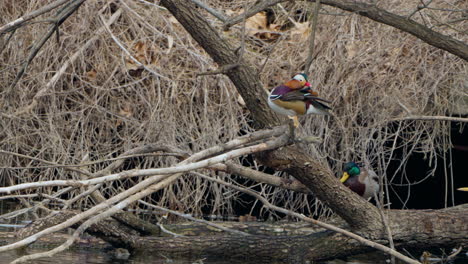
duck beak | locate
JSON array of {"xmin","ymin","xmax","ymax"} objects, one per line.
[
  {"xmin": 458, "ymin": 187, "xmax": 468, "ymax": 192},
  {"xmin": 340, "ymin": 172, "xmax": 350, "ymax": 183},
  {"xmin": 305, "ymin": 82, "xmax": 311, "ymax": 87}
]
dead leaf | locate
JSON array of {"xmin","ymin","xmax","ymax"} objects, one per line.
[
  {"xmin": 85, "ymin": 69, "xmax": 97, "ymax": 82},
  {"xmin": 246, "ymin": 12, "xmax": 268, "ymax": 35},
  {"xmin": 125, "ymin": 41, "xmax": 158, "ymax": 72},
  {"xmin": 245, "ymin": 12, "xmax": 281, "ymax": 41}
]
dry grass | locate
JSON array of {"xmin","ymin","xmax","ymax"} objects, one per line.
[{"xmin": 0, "ymin": 0, "xmax": 466, "ymax": 220}]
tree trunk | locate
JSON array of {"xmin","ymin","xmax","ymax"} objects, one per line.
[{"xmin": 90, "ymin": 204, "xmax": 468, "ymax": 261}]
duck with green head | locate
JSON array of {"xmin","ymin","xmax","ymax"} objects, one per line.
[
  {"xmin": 268, "ymin": 73, "xmax": 331, "ymax": 127},
  {"xmin": 340, "ymin": 162, "xmax": 379, "ymax": 199}
]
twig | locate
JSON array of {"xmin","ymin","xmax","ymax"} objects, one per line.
[
  {"xmin": 0, "ymin": 152, "xmax": 184, "ymax": 170},
  {"xmin": 195, "ymin": 173, "xmax": 421, "ymax": 264},
  {"xmin": 0, "ymin": 0, "xmax": 71, "ymax": 34},
  {"xmin": 1, "ymin": 130, "xmax": 289, "ymax": 253},
  {"xmin": 304, "ymin": 0, "xmax": 321, "ymax": 75},
  {"xmin": 407, "ymin": 0, "xmax": 434, "ymax": 20},
  {"xmin": 0, "ymin": 130, "xmax": 288, "ymax": 194},
  {"xmin": 135, "ymin": 0, "xmax": 167, "ymax": 10},
  {"xmin": 219, "ymin": 162, "xmax": 311, "ymax": 194},
  {"xmin": 388, "ymin": 115, "xmax": 468, "ymax": 123},
  {"xmin": 99, "ymin": 14, "xmax": 169, "ymax": 80},
  {"xmin": 0, "ymin": 187, "xmax": 74, "ymax": 220},
  {"xmin": 62, "ymin": 184, "xmax": 102, "ymax": 210},
  {"xmin": 191, "ymin": 0, "xmax": 227, "ymax": 22},
  {"xmin": 310, "ymin": 0, "xmax": 468, "ymax": 61},
  {"xmin": 15, "ymin": 7, "xmax": 122, "ymax": 116},
  {"xmin": 9, "ymin": 0, "xmax": 86, "ymax": 90},
  {"xmin": 0, "ymin": 194, "xmax": 38, "ymax": 200},
  {"xmin": 0, "ymin": 150, "xmax": 92, "ymax": 177},
  {"xmin": 0, "ymin": 30, "xmax": 15, "ymax": 54},
  {"xmin": 139, "ymin": 200, "xmax": 251, "ymax": 236},
  {"xmin": 156, "ymin": 223, "xmax": 185, "ymax": 237},
  {"xmin": 446, "ymin": 247, "xmax": 463, "ymax": 261},
  {"xmin": 258, "ymin": 34, "xmax": 287, "ymax": 74}
]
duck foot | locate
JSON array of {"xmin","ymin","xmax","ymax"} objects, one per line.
[{"xmin": 288, "ymin": 115, "xmax": 300, "ymax": 128}]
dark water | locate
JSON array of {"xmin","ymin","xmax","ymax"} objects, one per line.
[{"xmin": 1, "ymin": 248, "xmax": 467, "ymax": 264}]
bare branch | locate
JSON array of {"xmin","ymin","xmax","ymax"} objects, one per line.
[
  {"xmin": 214, "ymin": 0, "xmax": 468, "ymax": 60},
  {"xmin": 0, "ymin": 131, "xmax": 288, "ymax": 194},
  {"xmin": 9, "ymin": 0, "xmax": 86, "ymax": 89},
  {"xmin": 304, "ymin": 0, "xmax": 321, "ymax": 75},
  {"xmin": 191, "ymin": 0, "xmax": 227, "ymax": 22},
  {"xmin": 139, "ymin": 200, "xmax": 251, "ymax": 236},
  {"xmin": 388, "ymin": 115, "xmax": 468, "ymax": 123},
  {"xmin": 313, "ymin": 0, "xmax": 468, "ymax": 61},
  {"xmin": 99, "ymin": 13, "xmax": 169, "ymax": 80},
  {"xmin": 15, "ymin": 7, "xmax": 122, "ymax": 116},
  {"xmin": 219, "ymin": 162, "xmax": 311, "ymax": 194},
  {"xmin": 0, "ymin": 0, "xmax": 72, "ymax": 34},
  {"xmin": 407, "ymin": 0, "xmax": 434, "ymax": 20}
]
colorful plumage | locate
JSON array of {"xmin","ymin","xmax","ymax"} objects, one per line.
[
  {"xmin": 340, "ymin": 162, "xmax": 379, "ymax": 199},
  {"xmin": 268, "ymin": 73, "xmax": 331, "ymax": 127}
]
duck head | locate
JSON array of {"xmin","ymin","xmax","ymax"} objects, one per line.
[
  {"xmin": 284, "ymin": 73, "xmax": 311, "ymax": 89},
  {"xmin": 340, "ymin": 162, "xmax": 379, "ymax": 199},
  {"xmin": 340, "ymin": 162, "xmax": 361, "ymax": 183}
]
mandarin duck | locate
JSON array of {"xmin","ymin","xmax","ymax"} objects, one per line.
[
  {"xmin": 268, "ymin": 73, "xmax": 331, "ymax": 127},
  {"xmin": 340, "ymin": 162, "xmax": 379, "ymax": 199}
]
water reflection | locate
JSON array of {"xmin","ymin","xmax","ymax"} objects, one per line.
[{"xmin": 1, "ymin": 248, "xmax": 467, "ymax": 264}]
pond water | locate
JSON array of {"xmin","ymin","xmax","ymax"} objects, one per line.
[{"xmin": 1, "ymin": 248, "xmax": 467, "ymax": 264}]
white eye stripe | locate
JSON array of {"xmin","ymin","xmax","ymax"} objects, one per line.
[{"xmin": 293, "ymin": 74, "xmax": 305, "ymax": 82}]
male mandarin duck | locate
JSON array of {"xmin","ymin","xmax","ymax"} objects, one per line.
[
  {"xmin": 340, "ymin": 162, "xmax": 379, "ymax": 199},
  {"xmin": 268, "ymin": 73, "xmax": 331, "ymax": 127}
]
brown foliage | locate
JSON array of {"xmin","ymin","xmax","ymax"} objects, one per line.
[{"xmin": 0, "ymin": 0, "xmax": 466, "ymax": 219}]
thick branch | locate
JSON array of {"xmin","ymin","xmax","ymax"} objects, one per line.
[
  {"xmin": 219, "ymin": 0, "xmax": 468, "ymax": 60},
  {"xmin": 314, "ymin": 0, "xmax": 468, "ymax": 61},
  {"xmin": 0, "ymin": 0, "xmax": 72, "ymax": 34}
]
